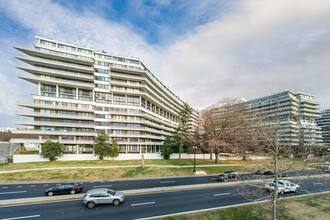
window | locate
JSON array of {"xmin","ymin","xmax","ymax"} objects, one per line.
[
  {"xmin": 78, "ymin": 48, "xmax": 92, "ymax": 55},
  {"xmin": 95, "ymin": 76, "xmax": 110, "ymax": 82},
  {"xmin": 113, "ymin": 94, "xmax": 126, "ymax": 104},
  {"xmin": 95, "ymin": 84, "xmax": 110, "ymax": 90},
  {"xmin": 127, "ymin": 96, "xmax": 140, "ymax": 106},
  {"xmin": 59, "ymin": 87, "xmax": 76, "ymax": 95},
  {"xmin": 58, "ymin": 44, "xmax": 76, "ymax": 51},
  {"xmin": 40, "ymin": 126, "xmax": 56, "ymax": 131},
  {"xmin": 95, "ymin": 92, "xmax": 111, "ymax": 101},
  {"xmin": 78, "ymin": 89, "xmax": 91, "ymax": 96},
  {"xmin": 127, "ymin": 59, "xmax": 139, "ymax": 65},
  {"xmin": 40, "ymin": 100, "xmax": 54, "ymax": 105},
  {"xmin": 113, "ymin": 57, "xmax": 125, "ymax": 62},
  {"xmin": 40, "ymin": 40, "xmax": 56, "ymax": 47},
  {"xmin": 41, "ymin": 84, "xmax": 56, "ymax": 93}
]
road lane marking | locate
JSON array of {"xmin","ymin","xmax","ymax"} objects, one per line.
[
  {"xmin": 1, "ymin": 214, "xmax": 40, "ymax": 220},
  {"xmin": 93, "ymin": 185, "xmax": 113, "ymax": 188},
  {"xmin": 131, "ymin": 202, "xmax": 155, "ymax": 206},
  {"xmin": 214, "ymin": 193, "xmax": 231, "ymax": 197},
  {"xmin": 43, "ymin": 184, "xmax": 48, "ymax": 186},
  {"xmin": 211, "ymin": 178, "xmax": 217, "ymax": 180},
  {"xmin": 135, "ymin": 191, "xmax": 330, "ymax": 220},
  {"xmin": 30, "ymin": 185, "xmax": 36, "ymax": 187},
  {"xmin": 0, "ymin": 191, "xmax": 27, "ymax": 195},
  {"xmin": 160, "ymin": 181, "xmax": 175, "ymax": 184},
  {"xmin": 16, "ymin": 186, "xmax": 22, "ymax": 188},
  {"xmin": 2, "ymin": 187, "xmax": 8, "ymax": 189}
]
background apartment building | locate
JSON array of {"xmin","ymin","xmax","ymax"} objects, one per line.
[
  {"xmin": 210, "ymin": 91, "xmax": 323, "ymax": 147},
  {"xmin": 13, "ymin": 37, "xmax": 198, "ymax": 155},
  {"xmin": 316, "ymin": 109, "xmax": 330, "ymax": 147}
]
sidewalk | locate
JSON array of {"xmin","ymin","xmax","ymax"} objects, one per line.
[{"xmin": 0, "ymin": 164, "xmax": 255, "ymax": 174}]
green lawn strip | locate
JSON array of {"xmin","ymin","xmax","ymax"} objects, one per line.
[
  {"xmin": 157, "ymin": 193, "xmax": 330, "ymax": 220},
  {"xmin": 0, "ymin": 159, "xmax": 256, "ymax": 171},
  {"xmin": 0, "ymin": 165, "xmax": 257, "ymax": 183}
]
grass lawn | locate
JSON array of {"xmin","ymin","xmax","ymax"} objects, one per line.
[
  {"xmin": 0, "ymin": 159, "xmax": 255, "ymax": 171},
  {"xmin": 0, "ymin": 165, "xmax": 258, "ymax": 183},
  {"xmin": 157, "ymin": 193, "xmax": 330, "ymax": 220}
]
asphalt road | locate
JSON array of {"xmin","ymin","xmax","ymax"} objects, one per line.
[
  {"xmin": 0, "ymin": 178, "xmax": 329, "ymax": 220},
  {"xmin": 0, "ymin": 169, "xmax": 326, "ymax": 200}
]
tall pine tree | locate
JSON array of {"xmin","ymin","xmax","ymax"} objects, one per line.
[{"xmin": 173, "ymin": 102, "xmax": 192, "ymax": 159}]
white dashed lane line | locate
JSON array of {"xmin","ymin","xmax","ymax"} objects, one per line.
[
  {"xmin": 214, "ymin": 193, "xmax": 231, "ymax": 197},
  {"xmin": 2, "ymin": 187, "xmax": 8, "ymax": 189},
  {"xmin": 160, "ymin": 181, "xmax": 175, "ymax": 184},
  {"xmin": 0, "ymin": 191, "xmax": 27, "ymax": 195},
  {"xmin": 43, "ymin": 184, "xmax": 48, "ymax": 186},
  {"xmin": 1, "ymin": 214, "xmax": 40, "ymax": 220},
  {"xmin": 131, "ymin": 202, "xmax": 156, "ymax": 207},
  {"xmin": 30, "ymin": 185, "xmax": 36, "ymax": 187},
  {"xmin": 93, "ymin": 185, "xmax": 113, "ymax": 188},
  {"xmin": 16, "ymin": 186, "xmax": 22, "ymax": 188}
]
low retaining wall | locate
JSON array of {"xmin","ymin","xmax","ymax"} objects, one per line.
[{"xmin": 13, "ymin": 153, "xmax": 270, "ymax": 163}]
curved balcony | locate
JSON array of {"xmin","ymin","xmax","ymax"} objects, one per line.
[
  {"xmin": 16, "ymin": 111, "xmax": 94, "ymax": 120},
  {"xmin": 18, "ymin": 74, "xmax": 94, "ymax": 89},
  {"xmin": 14, "ymin": 45, "xmax": 94, "ymax": 65},
  {"xmin": 17, "ymin": 102, "xmax": 94, "ymax": 112},
  {"xmin": 15, "ymin": 120, "xmax": 95, "ymax": 128},
  {"xmin": 16, "ymin": 55, "xmax": 94, "ymax": 74},
  {"xmin": 17, "ymin": 65, "xmax": 94, "ymax": 81},
  {"xmin": 11, "ymin": 129, "xmax": 95, "ymax": 136}
]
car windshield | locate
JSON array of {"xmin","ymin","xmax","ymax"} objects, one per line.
[{"xmin": 107, "ymin": 189, "xmax": 115, "ymax": 195}]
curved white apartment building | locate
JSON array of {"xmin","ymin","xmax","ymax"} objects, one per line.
[{"xmin": 13, "ymin": 37, "xmax": 198, "ymax": 155}]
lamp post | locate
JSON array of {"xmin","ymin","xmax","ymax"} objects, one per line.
[{"xmin": 193, "ymin": 146, "xmax": 197, "ymax": 172}]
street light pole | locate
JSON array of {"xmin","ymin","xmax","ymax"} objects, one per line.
[{"xmin": 193, "ymin": 146, "xmax": 197, "ymax": 172}]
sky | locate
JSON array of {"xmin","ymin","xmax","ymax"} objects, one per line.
[{"xmin": 0, "ymin": 0, "xmax": 330, "ymax": 128}]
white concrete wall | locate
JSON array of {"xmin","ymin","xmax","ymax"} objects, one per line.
[
  {"xmin": 13, "ymin": 153, "xmax": 270, "ymax": 163},
  {"xmin": 13, "ymin": 153, "xmax": 163, "ymax": 163}
]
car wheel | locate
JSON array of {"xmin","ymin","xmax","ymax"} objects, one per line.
[
  {"xmin": 87, "ymin": 202, "xmax": 95, "ymax": 209},
  {"xmin": 295, "ymin": 188, "xmax": 300, "ymax": 193},
  {"xmin": 70, "ymin": 190, "xmax": 76, "ymax": 194},
  {"xmin": 47, "ymin": 192, "xmax": 54, "ymax": 196},
  {"xmin": 113, "ymin": 199, "xmax": 120, "ymax": 206}
]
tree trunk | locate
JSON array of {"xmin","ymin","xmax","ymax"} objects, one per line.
[
  {"xmin": 209, "ymin": 147, "xmax": 213, "ymax": 160},
  {"xmin": 215, "ymin": 153, "xmax": 219, "ymax": 164},
  {"xmin": 141, "ymin": 155, "xmax": 144, "ymax": 168},
  {"xmin": 179, "ymin": 138, "xmax": 183, "ymax": 159},
  {"xmin": 272, "ymin": 135, "xmax": 279, "ymax": 220}
]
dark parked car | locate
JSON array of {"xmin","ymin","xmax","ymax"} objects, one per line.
[
  {"xmin": 256, "ymin": 169, "xmax": 288, "ymax": 177},
  {"xmin": 255, "ymin": 169, "xmax": 270, "ymax": 175},
  {"xmin": 45, "ymin": 183, "xmax": 84, "ymax": 196},
  {"xmin": 217, "ymin": 171, "xmax": 239, "ymax": 182}
]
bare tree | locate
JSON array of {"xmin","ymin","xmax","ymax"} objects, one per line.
[{"xmin": 199, "ymin": 106, "xmax": 254, "ymax": 163}]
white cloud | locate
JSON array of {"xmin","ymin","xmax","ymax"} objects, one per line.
[
  {"xmin": 156, "ymin": 0, "xmax": 330, "ymax": 109},
  {"xmin": 0, "ymin": 0, "xmax": 329, "ymax": 128}
]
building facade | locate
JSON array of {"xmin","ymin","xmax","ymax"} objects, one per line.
[
  {"xmin": 13, "ymin": 37, "xmax": 197, "ymax": 155},
  {"xmin": 210, "ymin": 91, "xmax": 323, "ymax": 146},
  {"xmin": 316, "ymin": 109, "xmax": 330, "ymax": 146},
  {"xmin": 242, "ymin": 91, "xmax": 323, "ymax": 146}
]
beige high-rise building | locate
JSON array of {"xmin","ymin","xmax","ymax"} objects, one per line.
[{"xmin": 12, "ymin": 37, "xmax": 198, "ymax": 156}]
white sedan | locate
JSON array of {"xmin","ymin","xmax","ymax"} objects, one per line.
[{"xmin": 265, "ymin": 180, "xmax": 300, "ymax": 194}]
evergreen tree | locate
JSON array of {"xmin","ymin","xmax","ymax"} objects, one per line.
[
  {"xmin": 160, "ymin": 136, "xmax": 173, "ymax": 159},
  {"xmin": 94, "ymin": 131, "xmax": 110, "ymax": 160},
  {"xmin": 173, "ymin": 102, "xmax": 192, "ymax": 159},
  {"xmin": 109, "ymin": 139, "xmax": 120, "ymax": 159},
  {"xmin": 40, "ymin": 140, "xmax": 64, "ymax": 161}
]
